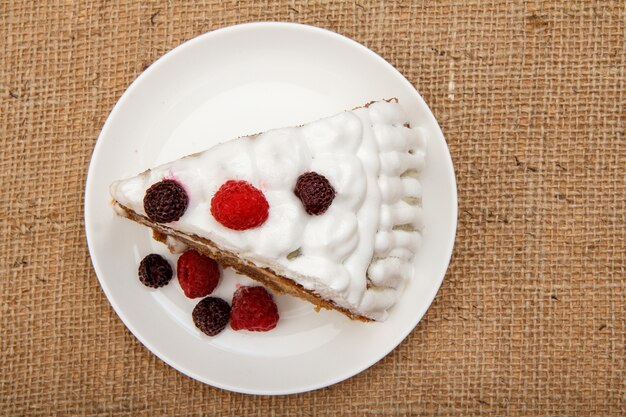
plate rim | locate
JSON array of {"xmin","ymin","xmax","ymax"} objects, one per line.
[{"xmin": 84, "ymin": 21, "xmax": 458, "ymax": 395}]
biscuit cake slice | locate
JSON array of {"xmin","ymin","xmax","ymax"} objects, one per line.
[{"xmin": 110, "ymin": 99, "xmax": 426, "ymax": 321}]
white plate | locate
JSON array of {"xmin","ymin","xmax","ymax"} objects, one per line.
[{"xmin": 85, "ymin": 22, "xmax": 457, "ymax": 395}]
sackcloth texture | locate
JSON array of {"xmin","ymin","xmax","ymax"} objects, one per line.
[{"xmin": 1, "ymin": 1, "xmax": 624, "ymax": 416}]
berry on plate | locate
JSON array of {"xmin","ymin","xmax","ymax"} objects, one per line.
[
  {"xmin": 230, "ymin": 286, "xmax": 279, "ymax": 332},
  {"xmin": 138, "ymin": 254, "xmax": 173, "ymax": 288},
  {"xmin": 177, "ymin": 250, "xmax": 220, "ymax": 298},
  {"xmin": 192, "ymin": 297, "xmax": 231, "ymax": 336}
]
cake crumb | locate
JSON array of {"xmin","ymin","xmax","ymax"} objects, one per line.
[{"xmin": 152, "ymin": 229, "xmax": 167, "ymax": 243}]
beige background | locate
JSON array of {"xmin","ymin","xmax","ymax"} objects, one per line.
[{"xmin": 1, "ymin": 1, "xmax": 624, "ymax": 416}]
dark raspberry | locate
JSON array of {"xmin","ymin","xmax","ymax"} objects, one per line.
[
  {"xmin": 230, "ymin": 286, "xmax": 279, "ymax": 332},
  {"xmin": 294, "ymin": 172, "xmax": 336, "ymax": 215},
  {"xmin": 210, "ymin": 180, "xmax": 269, "ymax": 230},
  {"xmin": 177, "ymin": 250, "xmax": 221, "ymax": 299},
  {"xmin": 138, "ymin": 254, "xmax": 173, "ymax": 288},
  {"xmin": 192, "ymin": 297, "xmax": 231, "ymax": 336},
  {"xmin": 143, "ymin": 179, "xmax": 188, "ymax": 223}
]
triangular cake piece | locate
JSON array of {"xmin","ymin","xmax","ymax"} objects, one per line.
[{"xmin": 110, "ymin": 99, "xmax": 425, "ymax": 321}]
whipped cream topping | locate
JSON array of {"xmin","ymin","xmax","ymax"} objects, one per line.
[{"xmin": 110, "ymin": 100, "xmax": 425, "ymax": 321}]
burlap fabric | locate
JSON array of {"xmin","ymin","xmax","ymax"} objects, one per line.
[{"xmin": 1, "ymin": 1, "xmax": 624, "ymax": 415}]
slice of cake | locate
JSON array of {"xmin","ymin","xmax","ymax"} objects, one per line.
[{"xmin": 110, "ymin": 99, "xmax": 425, "ymax": 321}]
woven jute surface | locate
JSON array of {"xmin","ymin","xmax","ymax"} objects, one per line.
[{"xmin": 1, "ymin": 1, "xmax": 624, "ymax": 415}]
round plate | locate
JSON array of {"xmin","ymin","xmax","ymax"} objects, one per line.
[{"xmin": 85, "ymin": 22, "xmax": 457, "ymax": 395}]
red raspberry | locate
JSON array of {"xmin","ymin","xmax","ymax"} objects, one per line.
[
  {"xmin": 143, "ymin": 179, "xmax": 188, "ymax": 223},
  {"xmin": 210, "ymin": 180, "xmax": 269, "ymax": 230},
  {"xmin": 177, "ymin": 250, "xmax": 220, "ymax": 298},
  {"xmin": 230, "ymin": 286, "xmax": 279, "ymax": 332},
  {"xmin": 294, "ymin": 172, "xmax": 335, "ymax": 215},
  {"xmin": 192, "ymin": 297, "xmax": 231, "ymax": 336}
]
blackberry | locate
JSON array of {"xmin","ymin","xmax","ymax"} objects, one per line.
[
  {"xmin": 294, "ymin": 172, "xmax": 336, "ymax": 215},
  {"xmin": 143, "ymin": 179, "xmax": 188, "ymax": 223},
  {"xmin": 138, "ymin": 254, "xmax": 173, "ymax": 288},
  {"xmin": 192, "ymin": 297, "xmax": 231, "ymax": 336}
]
